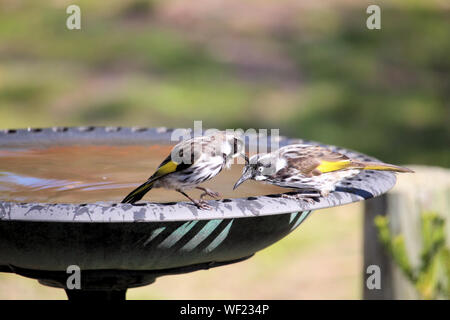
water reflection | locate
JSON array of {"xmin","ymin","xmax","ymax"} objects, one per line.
[
  {"xmin": 0, "ymin": 172, "xmax": 75, "ymax": 190},
  {"xmin": 0, "ymin": 145, "xmax": 285, "ymax": 203}
]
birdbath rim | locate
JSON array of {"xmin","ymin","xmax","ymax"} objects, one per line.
[{"xmin": 0, "ymin": 126, "xmax": 397, "ymax": 222}]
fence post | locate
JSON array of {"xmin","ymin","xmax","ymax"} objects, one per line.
[
  {"xmin": 363, "ymin": 166, "xmax": 450, "ymax": 300},
  {"xmin": 363, "ymin": 194, "xmax": 393, "ymax": 299}
]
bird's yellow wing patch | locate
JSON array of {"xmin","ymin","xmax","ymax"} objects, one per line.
[
  {"xmin": 316, "ymin": 160, "xmax": 352, "ymax": 173},
  {"xmin": 153, "ymin": 160, "xmax": 178, "ymax": 178}
]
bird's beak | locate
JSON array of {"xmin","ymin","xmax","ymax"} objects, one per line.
[{"xmin": 233, "ymin": 166, "xmax": 252, "ymax": 190}]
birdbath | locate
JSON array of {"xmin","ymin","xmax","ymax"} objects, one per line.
[{"xmin": 0, "ymin": 127, "xmax": 396, "ymax": 300}]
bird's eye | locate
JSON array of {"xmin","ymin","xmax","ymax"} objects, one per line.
[{"xmin": 258, "ymin": 167, "xmax": 264, "ymax": 173}]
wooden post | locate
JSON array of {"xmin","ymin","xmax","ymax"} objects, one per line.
[
  {"xmin": 363, "ymin": 166, "xmax": 450, "ymax": 300},
  {"xmin": 363, "ymin": 194, "xmax": 393, "ymax": 299}
]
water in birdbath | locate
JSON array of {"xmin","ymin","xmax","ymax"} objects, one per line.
[{"xmin": 0, "ymin": 145, "xmax": 285, "ymax": 203}]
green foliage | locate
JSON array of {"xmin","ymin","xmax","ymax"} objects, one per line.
[
  {"xmin": 375, "ymin": 212, "xmax": 450, "ymax": 299},
  {"xmin": 0, "ymin": 0, "xmax": 448, "ymax": 166},
  {"xmin": 284, "ymin": 4, "xmax": 450, "ymax": 167}
]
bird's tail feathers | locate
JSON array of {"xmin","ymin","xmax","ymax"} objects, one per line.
[
  {"xmin": 352, "ymin": 161, "xmax": 414, "ymax": 173},
  {"xmin": 121, "ymin": 180, "xmax": 155, "ymax": 204}
]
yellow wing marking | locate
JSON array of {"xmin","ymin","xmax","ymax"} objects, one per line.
[
  {"xmin": 153, "ymin": 160, "xmax": 178, "ymax": 179},
  {"xmin": 362, "ymin": 163, "xmax": 413, "ymax": 172},
  {"xmin": 316, "ymin": 160, "xmax": 413, "ymax": 173},
  {"xmin": 316, "ymin": 160, "xmax": 353, "ymax": 173}
]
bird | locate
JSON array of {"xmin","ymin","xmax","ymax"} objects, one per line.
[
  {"xmin": 122, "ymin": 131, "xmax": 244, "ymax": 209},
  {"xmin": 233, "ymin": 144, "xmax": 413, "ymax": 201}
]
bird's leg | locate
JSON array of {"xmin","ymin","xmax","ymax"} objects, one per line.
[
  {"xmin": 177, "ymin": 189, "xmax": 212, "ymax": 210},
  {"xmin": 196, "ymin": 187, "xmax": 221, "ymax": 200}
]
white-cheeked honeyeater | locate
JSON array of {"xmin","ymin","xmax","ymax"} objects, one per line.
[
  {"xmin": 234, "ymin": 144, "xmax": 413, "ymax": 200},
  {"xmin": 122, "ymin": 131, "xmax": 244, "ymax": 209}
]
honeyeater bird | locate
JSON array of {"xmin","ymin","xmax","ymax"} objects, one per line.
[
  {"xmin": 122, "ymin": 131, "xmax": 244, "ymax": 209},
  {"xmin": 233, "ymin": 144, "xmax": 413, "ymax": 200}
]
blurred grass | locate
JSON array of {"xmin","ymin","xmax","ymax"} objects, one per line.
[
  {"xmin": 0, "ymin": 0, "xmax": 449, "ymax": 299},
  {"xmin": 282, "ymin": 4, "xmax": 450, "ymax": 166},
  {"xmin": 0, "ymin": 0, "xmax": 447, "ymax": 167}
]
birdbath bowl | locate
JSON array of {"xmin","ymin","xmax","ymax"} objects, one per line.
[{"xmin": 0, "ymin": 127, "xmax": 396, "ymax": 300}]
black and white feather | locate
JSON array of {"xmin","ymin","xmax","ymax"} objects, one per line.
[
  {"xmin": 122, "ymin": 131, "xmax": 244, "ymax": 209},
  {"xmin": 234, "ymin": 144, "xmax": 413, "ymax": 199}
]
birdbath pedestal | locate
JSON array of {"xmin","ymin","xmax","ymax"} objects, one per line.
[{"xmin": 0, "ymin": 127, "xmax": 396, "ymax": 300}]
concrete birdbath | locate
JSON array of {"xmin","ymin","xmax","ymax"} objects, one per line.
[{"xmin": 0, "ymin": 127, "xmax": 396, "ymax": 300}]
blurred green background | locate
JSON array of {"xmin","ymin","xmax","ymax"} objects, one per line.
[{"xmin": 0, "ymin": 0, "xmax": 448, "ymax": 299}]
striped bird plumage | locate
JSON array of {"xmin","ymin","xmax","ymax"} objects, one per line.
[
  {"xmin": 122, "ymin": 131, "xmax": 244, "ymax": 209},
  {"xmin": 234, "ymin": 144, "xmax": 413, "ymax": 198}
]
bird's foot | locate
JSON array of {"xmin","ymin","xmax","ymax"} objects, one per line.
[
  {"xmin": 193, "ymin": 199, "xmax": 213, "ymax": 210},
  {"xmin": 281, "ymin": 192, "xmax": 319, "ymax": 204}
]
